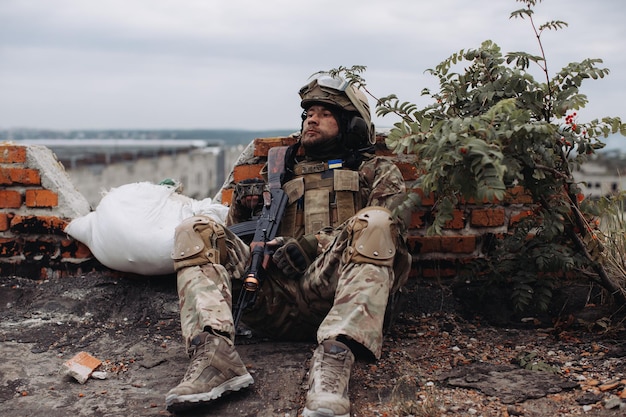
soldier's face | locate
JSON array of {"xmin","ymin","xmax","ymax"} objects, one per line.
[{"xmin": 301, "ymin": 105, "xmax": 339, "ymax": 146}]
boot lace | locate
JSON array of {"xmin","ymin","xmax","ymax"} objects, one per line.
[
  {"xmin": 317, "ymin": 353, "xmax": 347, "ymax": 393},
  {"xmin": 181, "ymin": 340, "xmax": 211, "ymax": 382}
]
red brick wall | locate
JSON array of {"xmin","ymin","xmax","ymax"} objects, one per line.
[
  {"xmin": 0, "ymin": 144, "xmax": 97, "ymax": 279},
  {"xmin": 1, "ymin": 139, "xmax": 535, "ymax": 280}
]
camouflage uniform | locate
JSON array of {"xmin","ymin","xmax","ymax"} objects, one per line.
[{"xmin": 173, "ymin": 148, "xmax": 411, "ymax": 359}]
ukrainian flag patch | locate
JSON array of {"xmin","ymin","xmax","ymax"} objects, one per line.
[{"xmin": 328, "ymin": 159, "xmax": 343, "ymax": 169}]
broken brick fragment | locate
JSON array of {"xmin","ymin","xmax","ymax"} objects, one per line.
[{"xmin": 61, "ymin": 351, "xmax": 102, "ymax": 384}]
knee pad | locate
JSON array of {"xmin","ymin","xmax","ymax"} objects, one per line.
[
  {"xmin": 344, "ymin": 207, "xmax": 396, "ymax": 266},
  {"xmin": 171, "ymin": 216, "xmax": 227, "ymax": 271}
]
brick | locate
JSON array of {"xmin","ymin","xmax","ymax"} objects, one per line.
[
  {"xmin": 61, "ymin": 239, "xmax": 92, "ymax": 259},
  {"xmin": 0, "ymin": 168, "xmax": 10, "ymax": 185},
  {"xmin": 0, "ymin": 237, "xmax": 20, "ymax": 256},
  {"xmin": 395, "ymin": 161, "xmax": 419, "ymax": 181},
  {"xmin": 0, "ymin": 213, "xmax": 9, "ymax": 231},
  {"xmin": 221, "ymin": 188, "xmax": 234, "ymax": 206},
  {"xmin": 470, "ymin": 208, "xmax": 506, "ymax": 227},
  {"xmin": 74, "ymin": 241, "xmax": 92, "ymax": 259},
  {"xmin": 409, "ymin": 236, "xmax": 441, "ymax": 253},
  {"xmin": 409, "ymin": 206, "xmax": 461, "ymax": 229},
  {"xmin": 0, "ymin": 145, "xmax": 27, "ymax": 163},
  {"xmin": 22, "ymin": 238, "xmax": 57, "ymax": 259},
  {"xmin": 25, "ymin": 189, "xmax": 58, "ymax": 208},
  {"xmin": 0, "ymin": 167, "xmax": 41, "ymax": 185},
  {"xmin": 411, "ymin": 188, "xmax": 436, "ymax": 206},
  {"xmin": 10, "ymin": 215, "xmax": 68, "ymax": 234},
  {"xmin": 509, "ymin": 209, "xmax": 535, "ymax": 226},
  {"xmin": 0, "ymin": 190, "xmax": 22, "ymax": 208},
  {"xmin": 440, "ymin": 235, "xmax": 476, "ymax": 254},
  {"xmin": 506, "ymin": 186, "xmax": 534, "ymax": 204},
  {"xmin": 410, "ymin": 210, "xmax": 427, "ymax": 229},
  {"xmin": 445, "ymin": 210, "xmax": 465, "ymax": 229},
  {"xmin": 253, "ymin": 137, "xmax": 298, "ymax": 157},
  {"xmin": 61, "ymin": 351, "xmax": 102, "ymax": 384},
  {"xmin": 233, "ymin": 164, "xmax": 265, "ymax": 182}
]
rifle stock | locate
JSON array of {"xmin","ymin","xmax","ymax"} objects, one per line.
[{"xmin": 232, "ymin": 146, "xmax": 289, "ymax": 330}]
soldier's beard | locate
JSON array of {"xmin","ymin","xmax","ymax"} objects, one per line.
[{"xmin": 301, "ymin": 136, "xmax": 346, "ymax": 161}]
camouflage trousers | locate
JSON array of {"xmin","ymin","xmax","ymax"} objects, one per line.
[{"xmin": 174, "ymin": 214, "xmax": 410, "ymax": 359}]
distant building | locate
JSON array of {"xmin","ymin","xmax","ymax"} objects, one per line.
[
  {"xmin": 15, "ymin": 139, "xmax": 244, "ymax": 208},
  {"xmin": 573, "ymin": 156, "xmax": 626, "ymax": 198},
  {"xmin": 16, "ymin": 137, "xmax": 624, "ymax": 209}
]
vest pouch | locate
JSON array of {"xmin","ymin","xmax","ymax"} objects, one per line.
[
  {"xmin": 304, "ymin": 189, "xmax": 330, "ymax": 234},
  {"xmin": 334, "ymin": 169, "xmax": 359, "ymax": 192}
]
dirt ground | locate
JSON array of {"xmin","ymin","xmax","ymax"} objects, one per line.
[{"xmin": 1, "ymin": 272, "xmax": 625, "ymax": 417}]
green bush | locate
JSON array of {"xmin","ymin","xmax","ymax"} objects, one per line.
[{"xmin": 334, "ymin": 0, "xmax": 626, "ymax": 312}]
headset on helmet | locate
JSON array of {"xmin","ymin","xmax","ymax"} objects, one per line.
[{"xmin": 299, "ymin": 72, "xmax": 375, "ymax": 148}]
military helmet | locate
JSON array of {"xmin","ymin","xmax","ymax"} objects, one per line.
[{"xmin": 299, "ymin": 72, "xmax": 375, "ymax": 146}]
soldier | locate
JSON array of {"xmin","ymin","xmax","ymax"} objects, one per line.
[{"xmin": 166, "ymin": 72, "xmax": 412, "ymax": 417}]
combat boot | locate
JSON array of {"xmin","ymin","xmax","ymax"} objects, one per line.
[
  {"xmin": 165, "ymin": 331, "xmax": 254, "ymax": 411},
  {"xmin": 303, "ymin": 339, "xmax": 355, "ymax": 417}
]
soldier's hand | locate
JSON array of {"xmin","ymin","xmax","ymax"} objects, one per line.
[
  {"xmin": 234, "ymin": 179, "xmax": 266, "ymax": 210},
  {"xmin": 269, "ymin": 237, "xmax": 315, "ymax": 277}
]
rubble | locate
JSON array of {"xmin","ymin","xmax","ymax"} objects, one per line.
[{"xmin": 1, "ymin": 273, "xmax": 625, "ymax": 416}]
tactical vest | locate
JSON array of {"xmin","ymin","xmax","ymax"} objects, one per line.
[{"xmin": 279, "ymin": 160, "xmax": 361, "ymax": 238}]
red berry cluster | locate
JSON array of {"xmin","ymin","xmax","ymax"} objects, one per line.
[
  {"xmin": 565, "ymin": 111, "xmax": 577, "ymax": 131},
  {"xmin": 564, "ymin": 111, "xmax": 587, "ymax": 136}
]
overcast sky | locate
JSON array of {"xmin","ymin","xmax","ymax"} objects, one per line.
[{"xmin": 1, "ymin": 0, "xmax": 624, "ymax": 132}]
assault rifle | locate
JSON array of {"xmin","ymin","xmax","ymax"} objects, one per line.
[{"xmin": 231, "ymin": 146, "xmax": 289, "ymax": 330}]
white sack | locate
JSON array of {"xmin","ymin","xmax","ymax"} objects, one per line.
[{"xmin": 65, "ymin": 182, "xmax": 229, "ymax": 275}]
